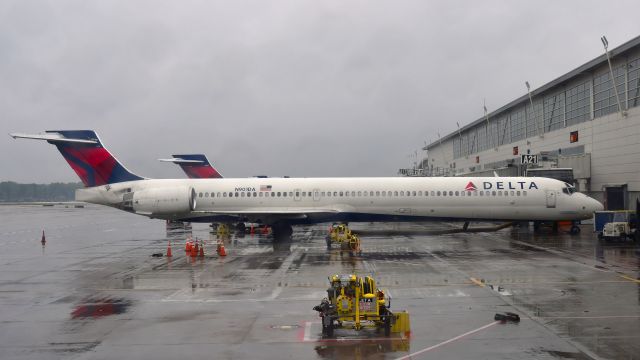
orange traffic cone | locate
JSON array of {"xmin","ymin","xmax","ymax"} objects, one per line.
[
  {"xmin": 250, "ymin": 224, "xmax": 255, "ymax": 235},
  {"xmin": 199, "ymin": 241, "xmax": 205, "ymax": 257},
  {"xmin": 190, "ymin": 241, "xmax": 196, "ymax": 257},
  {"xmin": 166, "ymin": 241, "xmax": 172, "ymax": 257},
  {"xmin": 217, "ymin": 240, "xmax": 227, "ymax": 257},
  {"xmin": 185, "ymin": 240, "xmax": 191, "ymax": 253},
  {"xmin": 41, "ymin": 230, "xmax": 46, "ymax": 245}
]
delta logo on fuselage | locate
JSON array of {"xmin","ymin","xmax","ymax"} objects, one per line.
[{"xmin": 465, "ymin": 181, "xmax": 538, "ymax": 191}]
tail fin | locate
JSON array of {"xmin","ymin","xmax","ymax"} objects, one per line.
[
  {"xmin": 10, "ymin": 130, "xmax": 144, "ymax": 187},
  {"xmin": 159, "ymin": 154, "xmax": 223, "ymax": 179}
]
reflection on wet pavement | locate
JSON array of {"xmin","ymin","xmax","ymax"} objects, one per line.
[{"xmin": 0, "ymin": 205, "xmax": 639, "ymax": 359}]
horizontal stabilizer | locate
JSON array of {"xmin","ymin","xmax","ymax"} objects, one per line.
[
  {"xmin": 10, "ymin": 132, "xmax": 98, "ymax": 144},
  {"xmin": 158, "ymin": 157, "xmax": 205, "ymax": 164}
]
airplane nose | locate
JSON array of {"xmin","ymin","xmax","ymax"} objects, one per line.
[{"xmin": 588, "ymin": 198, "xmax": 604, "ymax": 213}]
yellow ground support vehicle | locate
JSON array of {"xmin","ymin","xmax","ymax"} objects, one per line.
[
  {"xmin": 313, "ymin": 274, "xmax": 408, "ymax": 337},
  {"xmin": 326, "ymin": 224, "xmax": 361, "ymax": 254}
]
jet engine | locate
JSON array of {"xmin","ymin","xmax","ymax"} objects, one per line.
[{"xmin": 132, "ymin": 186, "xmax": 196, "ymax": 217}]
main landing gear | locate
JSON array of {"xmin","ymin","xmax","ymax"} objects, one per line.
[{"xmin": 271, "ymin": 221, "xmax": 293, "ymax": 239}]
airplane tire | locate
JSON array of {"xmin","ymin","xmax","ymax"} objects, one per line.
[{"xmin": 570, "ymin": 226, "xmax": 581, "ymax": 235}]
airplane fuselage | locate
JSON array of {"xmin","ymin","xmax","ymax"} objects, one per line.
[{"xmin": 76, "ymin": 176, "xmax": 601, "ymax": 225}]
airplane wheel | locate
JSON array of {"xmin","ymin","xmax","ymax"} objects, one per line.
[{"xmin": 570, "ymin": 226, "xmax": 580, "ymax": 235}]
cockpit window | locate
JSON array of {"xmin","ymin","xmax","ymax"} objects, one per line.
[{"xmin": 562, "ymin": 183, "xmax": 577, "ymax": 195}]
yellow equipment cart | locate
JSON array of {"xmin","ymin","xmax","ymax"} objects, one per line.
[
  {"xmin": 326, "ymin": 224, "xmax": 361, "ymax": 254},
  {"xmin": 313, "ymin": 274, "xmax": 409, "ymax": 337}
]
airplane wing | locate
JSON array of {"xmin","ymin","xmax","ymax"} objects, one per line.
[
  {"xmin": 191, "ymin": 208, "xmax": 340, "ymax": 215},
  {"xmin": 191, "ymin": 207, "xmax": 344, "ymax": 221}
]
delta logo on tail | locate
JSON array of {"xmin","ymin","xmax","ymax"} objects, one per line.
[{"xmin": 465, "ymin": 182, "xmax": 477, "ymax": 191}]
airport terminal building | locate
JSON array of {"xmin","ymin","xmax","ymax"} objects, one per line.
[{"xmin": 418, "ymin": 35, "xmax": 640, "ymax": 211}]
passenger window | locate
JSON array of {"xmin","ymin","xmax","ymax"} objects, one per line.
[
  {"xmin": 217, "ymin": 192, "xmax": 221, "ymax": 197},
  {"xmin": 479, "ymin": 192, "xmax": 484, "ymax": 196},
  {"xmin": 382, "ymin": 191, "xmax": 386, "ymax": 196},
  {"xmin": 358, "ymin": 191, "xmax": 362, "ymax": 196},
  {"xmin": 369, "ymin": 191, "xmax": 373, "ymax": 196},
  {"xmin": 523, "ymin": 191, "xmax": 527, "ymax": 196},
  {"xmin": 517, "ymin": 191, "xmax": 521, "ymax": 196},
  {"xmin": 235, "ymin": 192, "xmax": 239, "ymax": 197},
  {"xmin": 334, "ymin": 192, "xmax": 338, "ymax": 196},
  {"xmin": 340, "ymin": 191, "xmax": 344, "ymax": 196},
  {"xmin": 199, "ymin": 192, "xmax": 203, "ymax": 198},
  {"xmin": 418, "ymin": 191, "xmax": 422, "ymax": 196},
  {"xmin": 253, "ymin": 192, "xmax": 257, "ymax": 197},
  {"xmin": 492, "ymin": 191, "xmax": 496, "ymax": 196},
  {"xmin": 351, "ymin": 191, "xmax": 355, "ymax": 197},
  {"xmin": 259, "ymin": 192, "xmax": 263, "ymax": 197},
  {"xmin": 376, "ymin": 191, "xmax": 380, "ymax": 196},
  {"xmin": 321, "ymin": 192, "xmax": 325, "ymax": 196},
  {"xmin": 461, "ymin": 191, "xmax": 465, "ymax": 196},
  {"xmin": 510, "ymin": 191, "xmax": 515, "ymax": 196},
  {"xmin": 363, "ymin": 191, "xmax": 368, "ymax": 196},
  {"xmin": 400, "ymin": 191, "xmax": 404, "ymax": 196},
  {"xmin": 205, "ymin": 192, "xmax": 209, "ymax": 197},
  {"xmin": 413, "ymin": 191, "xmax": 417, "ymax": 196},
  {"xmin": 288, "ymin": 192, "xmax": 293, "ymax": 197},
  {"xmin": 296, "ymin": 192, "xmax": 300, "ymax": 197},
  {"xmin": 448, "ymin": 191, "xmax": 452, "ymax": 196},
  {"xmin": 223, "ymin": 192, "xmax": 227, "ymax": 197},
  {"xmin": 437, "ymin": 191, "xmax": 441, "ymax": 196},
  {"xmin": 308, "ymin": 192, "xmax": 312, "ymax": 197},
  {"xmin": 283, "ymin": 192, "xmax": 287, "ymax": 197},
  {"xmin": 455, "ymin": 191, "xmax": 459, "ymax": 196},
  {"xmin": 277, "ymin": 192, "xmax": 281, "ymax": 197},
  {"xmin": 271, "ymin": 192, "xmax": 275, "ymax": 197},
  {"xmin": 431, "ymin": 191, "xmax": 435, "ymax": 196},
  {"xmin": 241, "ymin": 192, "xmax": 245, "ymax": 197},
  {"xmin": 443, "ymin": 191, "xmax": 447, "ymax": 197},
  {"xmin": 345, "ymin": 192, "xmax": 349, "ymax": 197}
]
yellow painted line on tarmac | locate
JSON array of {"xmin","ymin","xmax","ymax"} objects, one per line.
[
  {"xmin": 469, "ymin": 277, "xmax": 485, "ymax": 287},
  {"xmin": 618, "ymin": 274, "xmax": 640, "ymax": 284}
]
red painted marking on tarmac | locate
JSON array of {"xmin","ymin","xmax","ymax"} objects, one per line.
[{"xmin": 394, "ymin": 321, "xmax": 500, "ymax": 360}]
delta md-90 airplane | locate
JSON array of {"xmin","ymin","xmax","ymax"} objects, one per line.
[{"xmin": 11, "ymin": 130, "xmax": 603, "ymax": 238}]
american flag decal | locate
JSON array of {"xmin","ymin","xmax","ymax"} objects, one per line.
[{"xmin": 260, "ymin": 185, "xmax": 272, "ymax": 191}]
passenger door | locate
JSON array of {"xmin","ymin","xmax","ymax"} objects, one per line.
[{"xmin": 545, "ymin": 190, "xmax": 557, "ymax": 208}]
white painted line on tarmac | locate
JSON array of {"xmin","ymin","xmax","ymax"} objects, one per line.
[
  {"xmin": 394, "ymin": 321, "xmax": 499, "ymax": 360},
  {"xmin": 303, "ymin": 321, "xmax": 312, "ymax": 342}
]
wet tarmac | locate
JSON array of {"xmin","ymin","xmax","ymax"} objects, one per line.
[{"xmin": 0, "ymin": 204, "xmax": 639, "ymax": 359}]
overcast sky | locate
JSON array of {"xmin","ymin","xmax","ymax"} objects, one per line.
[{"xmin": 2, "ymin": 0, "xmax": 639, "ymax": 183}]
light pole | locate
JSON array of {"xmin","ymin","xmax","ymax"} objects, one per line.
[
  {"xmin": 601, "ymin": 36, "xmax": 626, "ymax": 117},
  {"xmin": 526, "ymin": 81, "xmax": 543, "ymax": 138}
]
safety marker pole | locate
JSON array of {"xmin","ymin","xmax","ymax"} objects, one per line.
[
  {"xmin": 166, "ymin": 241, "xmax": 172, "ymax": 257},
  {"xmin": 41, "ymin": 230, "xmax": 46, "ymax": 245}
]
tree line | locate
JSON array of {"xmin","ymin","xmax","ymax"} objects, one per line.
[{"xmin": 0, "ymin": 181, "xmax": 83, "ymax": 202}]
